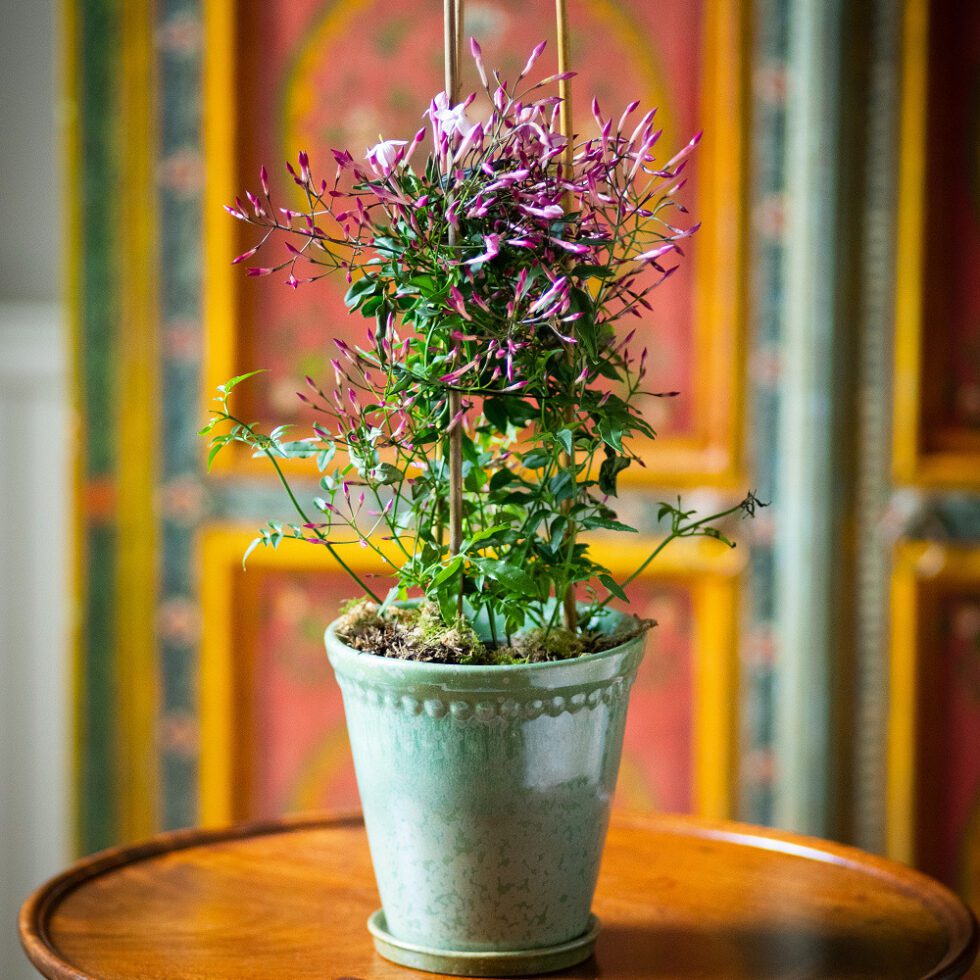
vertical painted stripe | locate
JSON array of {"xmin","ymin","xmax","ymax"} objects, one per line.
[
  {"xmin": 76, "ymin": 0, "xmax": 122, "ymax": 855},
  {"xmin": 114, "ymin": 0, "xmax": 160, "ymax": 843},
  {"xmin": 775, "ymin": 0, "xmax": 846, "ymax": 836}
]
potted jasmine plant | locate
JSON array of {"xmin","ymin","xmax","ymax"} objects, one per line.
[{"xmin": 203, "ymin": 34, "xmax": 759, "ymax": 977}]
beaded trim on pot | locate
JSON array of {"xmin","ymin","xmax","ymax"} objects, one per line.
[{"xmin": 334, "ymin": 673, "xmax": 638, "ymax": 723}]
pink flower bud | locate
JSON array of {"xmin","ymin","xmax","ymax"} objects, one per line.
[{"xmin": 520, "ymin": 40, "xmax": 546, "ymax": 79}]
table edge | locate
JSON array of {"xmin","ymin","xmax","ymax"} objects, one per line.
[{"xmin": 19, "ymin": 810, "xmax": 979, "ymax": 980}]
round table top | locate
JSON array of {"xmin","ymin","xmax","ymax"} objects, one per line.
[{"xmin": 20, "ymin": 810, "xmax": 978, "ymax": 980}]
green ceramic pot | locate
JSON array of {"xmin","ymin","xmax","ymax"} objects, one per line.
[{"xmin": 324, "ymin": 607, "xmax": 645, "ymax": 961}]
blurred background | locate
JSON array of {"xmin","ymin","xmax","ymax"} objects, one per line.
[{"xmin": 2, "ymin": 0, "xmax": 979, "ymax": 976}]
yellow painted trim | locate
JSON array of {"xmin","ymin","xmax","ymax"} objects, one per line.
[
  {"xmin": 886, "ymin": 542, "xmax": 922, "ymax": 865},
  {"xmin": 892, "ymin": 0, "xmax": 927, "ymax": 486},
  {"xmin": 198, "ymin": 527, "xmax": 743, "ymax": 825},
  {"xmin": 202, "ymin": 0, "xmax": 238, "ymax": 474},
  {"xmin": 692, "ymin": 573, "xmax": 739, "ymax": 819},
  {"xmin": 683, "ymin": 0, "xmax": 748, "ymax": 490},
  {"xmin": 202, "ymin": 0, "xmax": 748, "ymax": 488},
  {"xmin": 63, "ymin": 0, "xmax": 86, "ymax": 859},
  {"xmin": 198, "ymin": 530, "xmax": 238, "ymax": 827},
  {"xmin": 886, "ymin": 542, "xmax": 980, "ymax": 866},
  {"xmin": 114, "ymin": 0, "xmax": 160, "ymax": 843}
]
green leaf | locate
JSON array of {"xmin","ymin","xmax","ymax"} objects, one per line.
[
  {"xmin": 241, "ymin": 536, "xmax": 263, "ymax": 569},
  {"xmin": 207, "ymin": 439, "xmax": 227, "ymax": 471},
  {"xmin": 549, "ymin": 516, "xmax": 568, "ymax": 542},
  {"xmin": 343, "ymin": 276, "xmax": 376, "ymax": 308},
  {"xmin": 571, "ymin": 264, "xmax": 614, "ymax": 279},
  {"xmin": 599, "ymin": 574, "xmax": 628, "ymax": 602},
  {"xmin": 598, "ymin": 455, "xmax": 631, "ymax": 496},
  {"xmin": 480, "ymin": 560, "xmax": 536, "ymax": 596},
  {"xmin": 371, "ymin": 462, "xmax": 404, "ymax": 485},
  {"xmin": 580, "ymin": 516, "xmax": 637, "ymax": 533},
  {"xmin": 598, "ymin": 417, "xmax": 624, "ymax": 452},
  {"xmin": 548, "ymin": 470, "xmax": 575, "ymax": 502},
  {"xmin": 488, "ymin": 468, "xmax": 515, "ymax": 491},
  {"xmin": 522, "ymin": 449, "xmax": 551, "ymax": 469},
  {"xmin": 483, "ymin": 397, "xmax": 509, "ymax": 433},
  {"xmin": 432, "ymin": 555, "xmax": 463, "ymax": 587},
  {"xmin": 216, "ymin": 369, "xmax": 265, "ymax": 396},
  {"xmin": 556, "ymin": 428, "xmax": 574, "ymax": 457},
  {"xmin": 463, "ymin": 524, "xmax": 511, "ymax": 551}
]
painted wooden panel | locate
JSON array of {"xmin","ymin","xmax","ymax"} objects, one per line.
[
  {"xmin": 888, "ymin": 544, "xmax": 980, "ymax": 911},
  {"xmin": 894, "ymin": 0, "xmax": 980, "ymax": 486},
  {"xmin": 206, "ymin": 0, "xmax": 747, "ymax": 485}
]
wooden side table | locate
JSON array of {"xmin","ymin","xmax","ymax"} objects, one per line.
[{"xmin": 20, "ymin": 810, "xmax": 978, "ymax": 979}]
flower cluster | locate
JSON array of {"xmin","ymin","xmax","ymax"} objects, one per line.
[{"xmin": 207, "ymin": 40, "xmax": 748, "ymax": 643}]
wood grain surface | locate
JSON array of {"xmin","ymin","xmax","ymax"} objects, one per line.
[{"xmin": 19, "ymin": 810, "xmax": 979, "ymax": 979}]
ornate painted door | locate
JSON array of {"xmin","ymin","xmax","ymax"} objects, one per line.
[{"xmin": 67, "ymin": 0, "xmax": 980, "ymax": 921}]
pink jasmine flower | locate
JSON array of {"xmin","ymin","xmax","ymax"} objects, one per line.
[
  {"xmin": 429, "ymin": 92, "xmax": 475, "ymax": 139},
  {"xmin": 447, "ymin": 286, "xmax": 472, "ymax": 320},
  {"xmin": 528, "ymin": 276, "xmax": 568, "ymax": 314},
  {"xmin": 464, "ymin": 233, "xmax": 501, "ymax": 267},
  {"xmin": 635, "ymin": 243, "xmax": 677, "ymax": 263},
  {"xmin": 365, "ymin": 139, "xmax": 408, "ymax": 177}
]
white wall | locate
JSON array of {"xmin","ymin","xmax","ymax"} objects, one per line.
[
  {"xmin": 0, "ymin": 0, "xmax": 60, "ymax": 300},
  {"xmin": 0, "ymin": 0, "xmax": 68, "ymax": 977},
  {"xmin": 0, "ymin": 305, "xmax": 70, "ymax": 978}
]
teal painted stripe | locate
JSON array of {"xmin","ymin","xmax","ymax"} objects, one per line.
[
  {"xmin": 80, "ymin": 0, "xmax": 120, "ymax": 478},
  {"xmin": 775, "ymin": 0, "xmax": 858, "ymax": 838},
  {"xmin": 77, "ymin": 0, "xmax": 122, "ymax": 853},
  {"xmin": 79, "ymin": 525, "xmax": 117, "ymax": 851},
  {"xmin": 158, "ymin": 0, "xmax": 204, "ymax": 829}
]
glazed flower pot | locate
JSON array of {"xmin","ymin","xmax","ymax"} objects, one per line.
[{"xmin": 324, "ymin": 608, "xmax": 645, "ymax": 976}]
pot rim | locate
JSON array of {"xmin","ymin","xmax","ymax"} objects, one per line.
[{"xmin": 324, "ymin": 603, "xmax": 648, "ymax": 679}]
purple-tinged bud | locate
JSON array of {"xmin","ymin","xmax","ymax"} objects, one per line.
[
  {"xmin": 520, "ymin": 40, "xmax": 547, "ymax": 79},
  {"xmin": 298, "ymin": 150, "xmax": 311, "ymax": 184},
  {"xmin": 259, "ymin": 165, "xmax": 270, "ymax": 195},
  {"xmin": 232, "ymin": 246, "xmax": 258, "ymax": 265},
  {"xmin": 618, "ymin": 100, "xmax": 641, "ymax": 133},
  {"xmin": 245, "ymin": 266, "xmax": 273, "ymax": 277},
  {"xmin": 635, "ymin": 242, "xmax": 676, "ymax": 263},
  {"xmin": 470, "ymin": 37, "xmax": 488, "ymax": 87}
]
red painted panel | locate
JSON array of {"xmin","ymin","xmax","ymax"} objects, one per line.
[
  {"xmin": 923, "ymin": 0, "xmax": 980, "ymax": 438},
  {"xmin": 232, "ymin": 0, "xmax": 705, "ymax": 438},
  {"xmin": 928, "ymin": 594, "xmax": 980, "ymax": 902}
]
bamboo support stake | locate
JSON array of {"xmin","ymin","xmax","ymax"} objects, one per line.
[
  {"xmin": 445, "ymin": 0, "xmax": 465, "ymax": 564},
  {"xmin": 555, "ymin": 0, "xmax": 575, "ymax": 210},
  {"xmin": 556, "ymin": 0, "xmax": 578, "ymax": 631}
]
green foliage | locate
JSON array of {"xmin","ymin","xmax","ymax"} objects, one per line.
[{"xmin": 202, "ymin": 61, "xmax": 766, "ymax": 653}]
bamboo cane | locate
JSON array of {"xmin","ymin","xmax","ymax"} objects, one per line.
[
  {"xmin": 445, "ymin": 0, "xmax": 465, "ymax": 573},
  {"xmin": 555, "ymin": 0, "xmax": 579, "ymax": 631}
]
